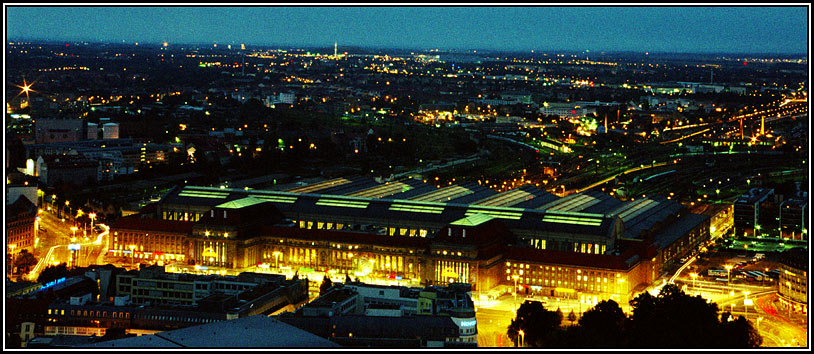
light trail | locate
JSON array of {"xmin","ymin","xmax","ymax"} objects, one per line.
[
  {"xmin": 668, "ymin": 255, "xmax": 697, "ymax": 284},
  {"xmin": 660, "ymin": 127, "xmax": 712, "ymax": 144},
  {"xmin": 27, "ymin": 244, "xmax": 63, "ymax": 281},
  {"xmin": 25, "ymin": 224, "xmax": 109, "ymax": 281}
]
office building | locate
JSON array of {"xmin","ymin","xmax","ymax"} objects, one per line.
[
  {"xmin": 734, "ymin": 188, "xmax": 775, "ymax": 237},
  {"xmin": 777, "ymin": 248, "xmax": 807, "ymax": 315}
]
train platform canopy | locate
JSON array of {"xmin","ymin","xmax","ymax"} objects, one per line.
[
  {"xmin": 386, "ymin": 180, "xmax": 437, "ymax": 200},
  {"xmin": 161, "ymin": 186, "xmax": 619, "ymax": 238},
  {"xmin": 610, "ymin": 195, "xmax": 684, "ymax": 239},
  {"xmin": 408, "ymin": 184, "xmax": 477, "ymax": 203},
  {"xmin": 443, "ymin": 182, "xmax": 497, "ymax": 204},
  {"xmin": 344, "ymin": 178, "xmax": 430, "ymax": 199},
  {"xmin": 651, "ymin": 213, "xmax": 710, "ymax": 249},
  {"xmin": 474, "ymin": 184, "xmax": 557, "ymax": 208},
  {"xmin": 538, "ymin": 190, "xmax": 620, "ymax": 214}
]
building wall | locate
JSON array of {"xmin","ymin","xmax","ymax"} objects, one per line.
[
  {"xmin": 6, "ymin": 185, "xmax": 38, "ymax": 208},
  {"xmin": 779, "ymin": 201, "xmax": 807, "ymax": 240},
  {"xmin": 35, "ymin": 119, "xmax": 84, "ymax": 144},
  {"xmin": 7, "ymin": 208, "xmax": 36, "ymax": 254},
  {"xmin": 252, "ymin": 235, "xmax": 425, "ymax": 282},
  {"xmin": 109, "ymin": 228, "xmax": 187, "ymax": 264},
  {"xmin": 660, "ymin": 218, "xmax": 711, "ymax": 268},
  {"xmin": 501, "ymin": 258, "xmax": 653, "ymax": 304},
  {"xmin": 41, "ymin": 163, "xmax": 98, "ymax": 187},
  {"xmin": 778, "ymin": 263, "xmax": 807, "ymax": 309}
]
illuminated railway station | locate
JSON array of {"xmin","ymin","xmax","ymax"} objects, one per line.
[{"xmin": 111, "ymin": 176, "xmax": 711, "ymax": 303}]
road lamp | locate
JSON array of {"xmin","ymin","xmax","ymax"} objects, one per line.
[
  {"xmin": 272, "ymin": 251, "xmax": 281, "ymax": 269},
  {"xmin": 512, "ymin": 275, "xmax": 519, "ymax": 314},
  {"xmin": 743, "ymin": 291, "xmax": 750, "ymax": 316},
  {"xmin": 518, "ymin": 329, "xmax": 524, "ymax": 347},
  {"xmin": 65, "ymin": 200, "xmax": 70, "ymax": 221},
  {"xmin": 89, "ymin": 213, "xmax": 96, "ymax": 230},
  {"xmin": 689, "ymin": 272, "xmax": 698, "ymax": 294},
  {"xmin": 70, "ymin": 226, "xmax": 78, "ymax": 241},
  {"xmin": 724, "ymin": 264, "xmax": 733, "ymax": 287}
]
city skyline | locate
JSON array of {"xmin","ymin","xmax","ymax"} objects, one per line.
[{"xmin": 5, "ymin": 5, "xmax": 809, "ymax": 54}]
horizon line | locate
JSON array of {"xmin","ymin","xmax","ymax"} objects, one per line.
[{"xmin": 7, "ymin": 38, "xmax": 808, "ymax": 57}]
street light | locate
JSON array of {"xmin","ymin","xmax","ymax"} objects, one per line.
[
  {"xmin": 272, "ymin": 251, "xmax": 281, "ymax": 269},
  {"xmin": 89, "ymin": 213, "xmax": 96, "ymax": 230},
  {"xmin": 512, "ymin": 275, "xmax": 519, "ymax": 314},
  {"xmin": 129, "ymin": 245, "xmax": 136, "ymax": 269},
  {"xmin": 743, "ymin": 291, "xmax": 750, "ymax": 316},
  {"xmin": 518, "ymin": 329, "xmax": 524, "ymax": 347},
  {"xmin": 689, "ymin": 272, "xmax": 698, "ymax": 294},
  {"xmin": 70, "ymin": 226, "xmax": 78, "ymax": 241},
  {"xmin": 724, "ymin": 264, "xmax": 733, "ymax": 286}
]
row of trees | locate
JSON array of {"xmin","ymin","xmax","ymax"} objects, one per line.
[{"xmin": 507, "ymin": 284, "xmax": 762, "ymax": 348}]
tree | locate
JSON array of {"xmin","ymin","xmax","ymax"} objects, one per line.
[
  {"xmin": 37, "ymin": 263, "xmax": 70, "ymax": 284},
  {"xmin": 567, "ymin": 309, "xmax": 577, "ymax": 325},
  {"xmin": 13, "ymin": 250, "xmax": 37, "ymax": 275},
  {"xmin": 507, "ymin": 300, "xmax": 562, "ymax": 347},
  {"xmin": 577, "ymin": 300, "xmax": 627, "ymax": 347},
  {"xmin": 626, "ymin": 284, "xmax": 757, "ymax": 348},
  {"xmin": 718, "ymin": 315, "xmax": 762, "ymax": 348},
  {"xmin": 548, "ymin": 284, "xmax": 764, "ymax": 348},
  {"xmin": 319, "ymin": 275, "xmax": 333, "ymax": 296}
]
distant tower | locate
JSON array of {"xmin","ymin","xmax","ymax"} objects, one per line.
[{"xmin": 334, "ymin": 41, "xmax": 338, "ymax": 58}]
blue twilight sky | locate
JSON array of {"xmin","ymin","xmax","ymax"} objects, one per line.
[{"xmin": 5, "ymin": 6, "xmax": 809, "ymax": 54}]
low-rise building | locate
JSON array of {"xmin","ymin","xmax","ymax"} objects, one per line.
[
  {"xmin": 36, "ymin": 154, "xmax": 99, "ymax": 186},
  {"xmin": 43, "ymin": 266, "xmax": 309, "ymax": 337},
  {"xmin": 278, "ymin": 281, "xmax": 476, "ymax": 347},
  {"xmin": 540, "ymin": 102, "xmax": 597, "ymax": 119}
]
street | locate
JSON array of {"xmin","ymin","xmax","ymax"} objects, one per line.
[{"xmin": 26, "ymin": 209, "xmax": 109, "ymax": 281}]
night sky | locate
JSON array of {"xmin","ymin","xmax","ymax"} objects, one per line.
[{"xmin": 6, "ymin": 6, "xmax": 809, "ymax": 54}]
